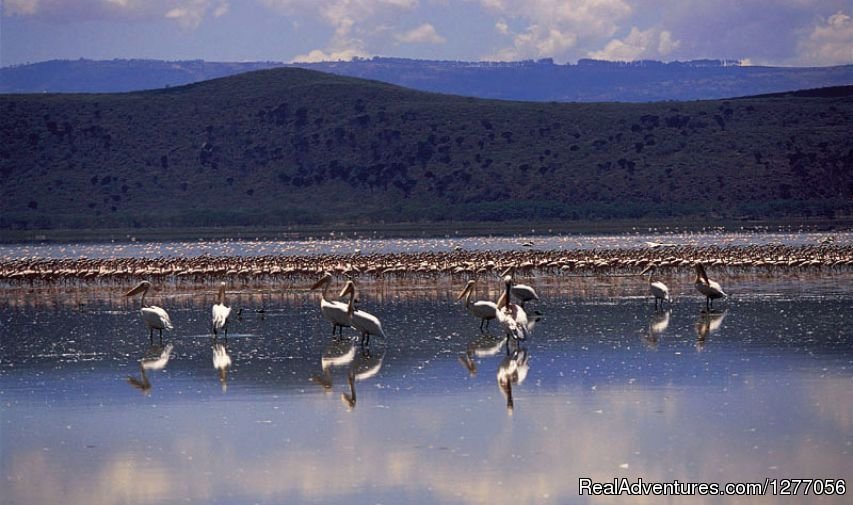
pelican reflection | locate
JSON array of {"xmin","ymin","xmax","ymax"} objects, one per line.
[
  {"xmin": 127, "ymin": 343, "xmax": 174, "ymax": 395},
  {"xmin": 497, "ymin": 348, "xmax": 529, "ymax": 413},
  {"xmin": 341, "ymin": 346, "xmax": 385, "ymax": 411},
  {"xmin": 212, "ymin": 340, "xmax": 232, "ymax": 392},
  {"xmin": 311, "ymin": 337, "xmax": 357, "ymax": 392},
  {"xmin": 644, "ymin": 309, "xmax": 671, "ymax": 348},
  {"xmin": 695, "ymin": 309, "xmax": 727, "ymax": 351},
  {"xmin": 458, "ymin": 332, "xmax": 507, "ymax": 375}
]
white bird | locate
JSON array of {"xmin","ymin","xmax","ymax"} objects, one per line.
[
  {"xmin": 497, "ymin": 348, "xmax": 529, "ymax": 412},
  {"xmin": 640, "ymin": 264, "xmax": 671, "ymax": 309},
  {"xmin": 127, "ymin": 343, "xmax": 173, "ymax": 394},
  {"xmin": 341, "ymin": 347, "xmax": 385, "ymax": 410},
  {"xmin": 494, "ymin": 275, "xmax": 530, "ymax": 348},
  {"xmin": 211, "ymin": 282, "xmax": 232, "ymax": 338},
  {"xmin": 457, "ymin": 279, "xmax": 498, "ymax": 331},
  {"xmin": 694, "ymin": 263, "xmax": 727, "ymax": 309},
  {"xmin": 310, "ymin": 273, "xmax": 352, "ymax": 336},
  {"xmin": 125, "ymin": 280, "xmax": 173, "ymax": 343},
  {"xmin": 340, "ymin": 280, "xmax": 386, "ymax": 347},
  {"xmin": 511, "ymin": 283, "xmax": 540, "ymax": 307}
]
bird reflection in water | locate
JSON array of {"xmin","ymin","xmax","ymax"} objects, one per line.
[
  {"xmin": 695, "ymin": 309, "xmax": 727, "ymax": 351},
  {"xmin": 310, "ymin": 336, "xmax": 357, "ymax": 391},
  {"xmin": 458, "ymin": 332, "xmax": 507, "ymax": 375},
  {"xmin": 644, "ymin": 309, "xmax": 671, "ymax": 349},
  {"xmin": 497, "ymin": 348, "xmax": 529, "ymax": 413},
  {"xmin": 212, "ymin": 339, "xmax": 232, "ymax": 392},
  {"xmin": 127, "ymin": 343, "xmax": 174, "ymax": 395},
  {"xmin": 341, "ymin": 346, "xmax": 385, "ymax": 411}
]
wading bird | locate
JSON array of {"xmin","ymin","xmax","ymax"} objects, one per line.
[
  {"xmin": 693, "ymin": 263, "xmax": 727, "ymax": 309},
  {"xmin": 340, "ymin": 280, "xmax": 386, "ymax": 347},
  {"xmin": 640, "ymin": 264, "xmax": 671, "ymax": 309},
  {"xmin": 494, "ymin": 275, "xmax": 530, "ymax": 349},
  {"xmin": 457, "ymin": 279, "xmax": 498, "ymax": 331},
  {"xmin": 125, "ymin": 280, "xmax": 172, "ymax": 343},
  {"xmin": 211, "ymin": 282, "xmax": 232, "ymax": 338},
  {"xmin": 311, "ymin": 273, "xmax": 352, "ymax": 336}
]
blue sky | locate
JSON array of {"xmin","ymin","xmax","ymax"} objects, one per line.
[{"xmin": 2, "ymin": 0, "xmax": 852, "ymax": 67}]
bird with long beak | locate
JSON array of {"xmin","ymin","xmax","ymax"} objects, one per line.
[
  {"xmin": 125, "ymin": 280, "xmax": 173, "ymax": 343},
  {"xmin": 500, "ymin": 265, "xmax": 540, "ymax": 307},
  {"xmin": 457, "ymin": 279, "xmax": 498, "ymax": 331},
  {"xmin": 693, "ymin": 263, "xmax": 727, "ymax": 310},
  {"xmin": 494, "ymin": 274, "xmax": 530, "ymax": 349},
  {"xmin": 639, "ymin": 264, "xmax": 671, "ymax": 309},
  {"xmin": 340, "ymin": 280, "xmax": 386, "ymax": 347},
  {"xmin": 211, "ymin": 282, "xmax": 232, "ymax": 338},
  {"xmin": 311, "ymin": 272, "xmax": 352, "ymax": 337}
]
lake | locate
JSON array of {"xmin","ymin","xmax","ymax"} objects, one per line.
[{"xmin": 1, "ymin": 243, "xmax": 852, "ymax": 504}]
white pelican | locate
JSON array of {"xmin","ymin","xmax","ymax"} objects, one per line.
[
  {"xmin": 340, "ymin": 280, "xmax": 386, "ymax": 347},
  {"xmin": 693, "ymin": 263, "xmax": 727, "ymax": 309},
  {"xmin": 500, "ymin": 266, "xmax": 540, "ymax": 307},
  {"xmin": 125, "ymin": 280, "xmax": 173, "ymax": 343},
  {"xmin": 213, "ymin": 342, "xmax": 231, "ymax": 392},
  {"xmin": 311, "ymin": 338, "xmax": 357, "ymax": 391},
  {"xmin": 311, "ymin": 273, "xmax": 352, "ymax": 336},
  {"xmin": 211, "ymin": 282, "xmax": 232, "ymax": 338},
  {"xmin": 494, "ymin": 275, "xmax": 530, "ymax": 348},
  {"xmin": 640, "ymin": 264, "xmax": 671, "ymax": 308},
  {"xmin": 456, "ymin": 279, "xmax": 498, "ymax": 331}
]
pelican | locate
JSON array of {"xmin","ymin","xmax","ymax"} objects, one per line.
[
  {"xmin": 311, "ymin": 273, "xmax": 352, "ymax": 336},
  {"xmin": 693, "ymin": 263, "xmax": 727, "ymax": 309},
  {"xmin": 211, "ymin": 282, "xmax": 232, "ymax": 338},
  {"xmin": 457, "ymin": 279, "xmax": 498, "ymax": 331},
  {"xmin": 458, "ymin": 332, "xmax": 507, "ymax": 375},
  {"xmin": 340, "ymin": 281, "xmax": 386, "ymax": 347},
  {"xmin": 640, "ymin": 264, "xmax": 671, "ymax": 309},
  {"xmin": 695, "ymin": 309, "xmax": 727, "ymax": 351},
  {"xmin": 500, "ymin": 266, "xmax": 539, "ymax": 307},
  {"xmin": 311, "ymin": 338, "xmax": 357, "ymax": 391},
  {"xmin": 494, "ymin": 275, "xmax": 530, "ymax": 349},
  {"xmin": 125, "ymin": 280, "xmax": 172, "ymax": 343}
]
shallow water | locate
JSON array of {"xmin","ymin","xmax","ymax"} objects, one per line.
[
  {"xmin": 2, "ymin": 230, "xmax": 849, "ymax": 260},
  {"xmin": 2, "ymin": 277, "xmax": 852, "ymax": 504}
]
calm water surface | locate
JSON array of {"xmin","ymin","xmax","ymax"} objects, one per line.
[
  {"xmin": 2, "ymin": 230, "xmax": 849, "ymax": 259},
  {"xmin": 2, "ymin": 275, "xmax": 852, "ymax": 504}
]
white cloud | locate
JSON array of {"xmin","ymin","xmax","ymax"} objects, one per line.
[
  {"xmin": 396, "ymin": 23, "xmax": 446, "ymax": 44},
  {"xmin": 3, "ymin": 0, "xmax": 230, "ymax": 28},
  {"xmin": 796, "ymin": 10, "xmax": 853, "ymax": 66},
  {"xmin": 292, "ymin": 47, "xmax": 370, "ymax": 62},
  {"xmin": 480, "ymin": 0, "xmax": 632, "ymax": 62},
  {"xmin": 589, "ymin": 26, "xmax": 681, "ymax": 61}
]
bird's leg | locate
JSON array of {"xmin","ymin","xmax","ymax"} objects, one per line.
[
  {"xmin": 149, "ymin": 328, "xmax": 154, "ymax": 344},
  {"xmin": 480, "ymin": 318, "xmax": 486, "ymax": 332}
]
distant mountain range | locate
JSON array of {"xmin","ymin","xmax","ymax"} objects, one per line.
[
  {"xmin": 2, "ymin": 57, "xmax": 852, "ymax": 102},
  {"xmin": 1, "ymin": 67, "xmax": 851, "ymax": 231}
]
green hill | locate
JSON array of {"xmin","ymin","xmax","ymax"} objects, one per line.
[{"xmin": 1, "ymin": 68, "xmax": 851, "ymax": 230}]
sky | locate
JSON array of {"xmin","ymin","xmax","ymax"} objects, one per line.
[{"xmin": 2, "ymin": 0, "xmax": 852, "ymax": 67}]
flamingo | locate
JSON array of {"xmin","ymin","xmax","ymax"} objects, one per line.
[
  {"xmin": 211, "ymin": 282, "xmax": 232, "ymax": 338},
  {"xmin": 640, "ymin": 264, "xmax": 671, "ymax": 309},
  {"xmin": 693, "ymin": 263, "xmax": 727, "ymax": 309},
  {"xmin": 340, "ymin": 280, "xmax": 386, "ymax": 347},
  {"xmin": 311, "ymin": 273, "xmax": 352, "ymax": 336},
  {"xmin": 494, "ymin": 275, "xmax": 530, "ymax": 350},
  {"xmin": 125, "ymin": 280, "xmax": 172, "ymax": 343},
  {"xmin": 456, "ymin": 279, "xmax": 498, "ymax": 331}
]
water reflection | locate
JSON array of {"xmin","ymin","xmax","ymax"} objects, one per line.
[
  {"xmin": 2, "ymin": 281, "xmax": 852, "ymax": 505},
  {"xmin": 695, "ymin": 309, "xmax": 728, "ymax": 351},
  {"xmin": 212, "ymin": 339, "xmax": 232, "ymax": 392},
  {"xmin": 311, "ymin": 336, "xmax": 357, "ymax": 391},
  {"xmin": 497, "ymin": 347, "xmax": 529, "ymax": 413},
  {"xmin": 341, "ymin": 346, "xmax": 385, "ymax": 411},
  {"xmin": 127, "ymin": 343, "xmax": 174, "ymax": 395},
  {"xmin": 644, "ymin": 309, "xmax": 671, "ymax": 348}
]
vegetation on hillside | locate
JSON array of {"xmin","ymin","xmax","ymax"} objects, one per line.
[{"xmin": 1, "ymin": 68, "xmax": 851, "ymax": 230}]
